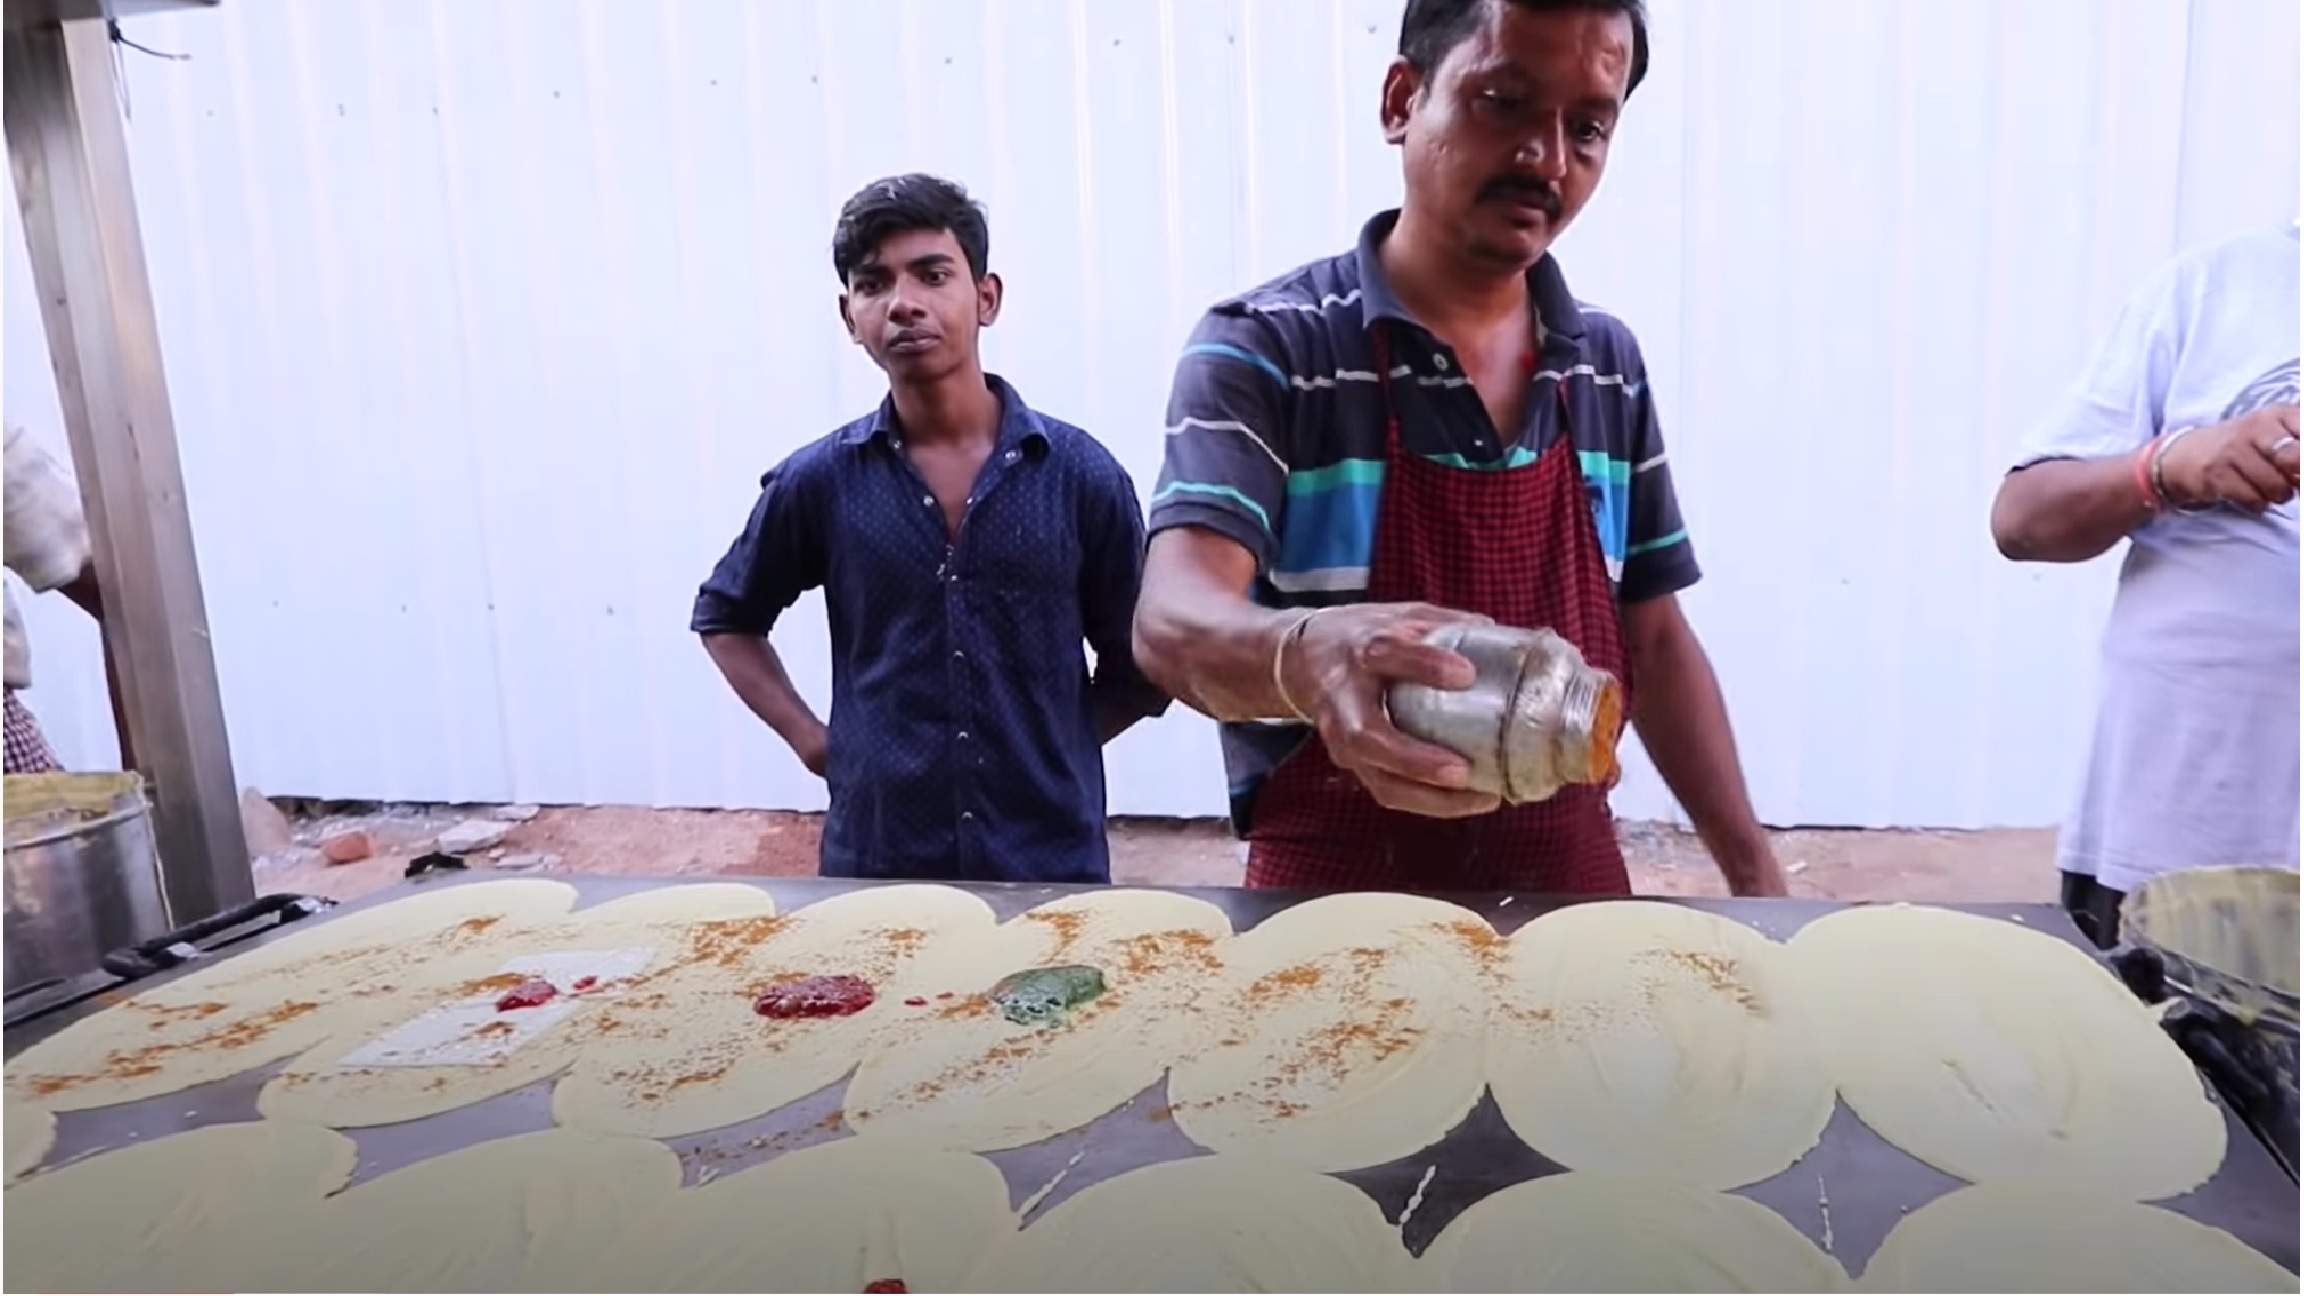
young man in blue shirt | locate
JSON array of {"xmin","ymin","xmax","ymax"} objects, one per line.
[{"xmin": 693, "ymin": 174, "xmax": 1166, "ymax": 884}]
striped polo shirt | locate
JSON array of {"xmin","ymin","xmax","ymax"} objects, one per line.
[{"xmin": 1148, "ymin": 209, "xmax": 1701, "ymax": 834}]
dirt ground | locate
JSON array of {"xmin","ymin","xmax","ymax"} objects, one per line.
[{"xmin": 250, "ymin": 800, "xmax": 2059, "ymax": 906}]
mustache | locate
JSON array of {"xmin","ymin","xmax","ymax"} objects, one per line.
[{"xmin": 1479, "ymin": 176, "xmax": 1564, "ymax": 217}]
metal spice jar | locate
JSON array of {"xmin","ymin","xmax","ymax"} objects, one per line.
[{"xmin": 1385, "ymin": 623, "xmax": 1624, "ymax": 806}]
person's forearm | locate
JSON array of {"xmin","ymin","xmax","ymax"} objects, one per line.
[
  {"xmin": 1133, "ymin": 585, "xmax": 1298, "ymax": 723},
  {"xmin": 1629, "ymin": 627, "xmax": 1774, "ymax": 892},
  {"xmin": 1087, "ymin": 666, "xmax": 1157, "ymax": 744},
  {"xmin": 1083, "ymin": 576, "xmax": 1170, "ymax": 745},
  {"xmin": 1991, "ymin": 455, "xmax": 2152, "ymax": 564},
  {"xmin": 59, "ymin": 563, "xmax": 101, "ymax": 621},
  {"xmin": 51, "ymin": 560, "xmax": 131, "ymax": 765},
  {"xmin": 1132, "ymin": 535, "xmax": 1302, "ymax": 724},
  {"xmin": 101, "ymin": 630, "xmax": 134, "ymax": 772},
  {"xmin": 1094, "ymin": 701, "xmax": 1140, "ymax": 745},
  {"xmin": 701, "ymin": 633, "xmax": 822, "ymax": 749}
]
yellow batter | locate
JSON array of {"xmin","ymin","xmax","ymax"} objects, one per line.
[
  {"xmin": 960, "ymin": 1154, "xmax": 1418, "ymax": 1292},
  {"xmin": 563, "ymin": 1134, "xmax": 1015, "ymax": 1292},
  {"xmin": 2, "ymin": 1099, "xmax": 53, "ymax": 1182},
  {"xmin": 1166, "ymin": 891, "xmax": 1498, "ymax": 1172},
  {"xmin": 844, "ymin": 889, "xmax": 1231, "ymax": 1150},
  {"xmin": 1858, "ymin": 1184, "xmax": 2292, "ymax": 1292},
  {"xmin": 1489, "ymin": 900, "xmax": 1835, "ymax": 1189},
  {"xmin": 1788, "ymin": 905, "xmax": 2226, "ymax": 1200},
  {"xmin": 5, "ymin": 879, "xmax": 577, "ymax": 1112},
  {"xmin": 3, "ymin": 1121, "xmax": 357, "ymax": 1292},
  {"xmin": 1421, "ymin": 1171, "xmax": 1851, "ymax": 1291}
]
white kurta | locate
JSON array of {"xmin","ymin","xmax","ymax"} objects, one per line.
[
  {"xmin": 3, "ymin": 422, "xmax": 93, "ymax": 692},
  {"xmin": 2014, "ymin": 223, "xmax": 2301, "ymax": 894}
]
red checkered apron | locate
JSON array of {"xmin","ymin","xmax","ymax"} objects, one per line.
[
  {"xmin": 1244, "ymin": 327, "xmax": 1632, "ymax": 894},
  {"xmin": 3, "ymin": 689, "xmax": 62, "ymax": 775}
]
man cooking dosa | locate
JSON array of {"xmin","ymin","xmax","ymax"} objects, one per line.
[{"xmin": 1130, "ymin": 0, "xmax": 1783, "ymax": 897}]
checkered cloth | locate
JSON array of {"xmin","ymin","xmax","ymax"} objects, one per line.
[{"xmin": 4, "ymin": 688, "xmax": 61, "ymax": 774}]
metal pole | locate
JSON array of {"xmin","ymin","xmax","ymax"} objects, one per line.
[{"xmin": 5, "ymin": 17, "xmax": 251, "ymax": 921}]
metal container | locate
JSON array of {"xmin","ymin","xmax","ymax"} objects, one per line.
[
  {"xmin": 2126, "ymin": 865, "xmax": 2298, "ymax": 1056},
  {"xmin": 4, "ymin": 772, "xmax": 171, "ymax": 995},
  {"xmin": 1386, "ymin": 624, "xmax": 1625, "ymax": 805},
  {"xmin": 2125, "ymin": 866, "xmax": 2298, "ymax": 1023},
  {"xmin": 2122, "ymin": 865, "xmax": 2300, "ymax": 1178}
]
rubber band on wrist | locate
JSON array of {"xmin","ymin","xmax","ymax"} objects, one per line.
[
  {"xmin": 1271, "ymin": 609, "xmax": 1322, "ymax": 723},
  {"xmin": 2132, "ymin": 439, "xmax": 2162, "ymax": 512}
]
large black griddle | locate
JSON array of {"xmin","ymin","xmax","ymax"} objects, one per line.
[{"xmin": 5, "ymin": 873, "xmax": 2297, "ymax": 1281}]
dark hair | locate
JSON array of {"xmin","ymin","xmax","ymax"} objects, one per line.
[
  {"xmin": 830, "ymin": 173, "xmax": 991, "ymax": 285},
  {"xmin": 1398, "ymin": 0, "xmax": 1649, "ymax": 97}
]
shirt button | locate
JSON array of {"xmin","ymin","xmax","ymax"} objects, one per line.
[
  {"xmin": 921, "ymin": 494, "xmax": 934, "ymax": 507},
  {"xmin": 1434, "ymin": 354, "xmax": 1451, "ymax": 372},
  {"xmin": 953, "ymin": 649, "xmax": 965, "ymax": 661},
  {"xmin": 960, "ymin": 811, "xmax": 975, "ymax": 823},
  {"xmin": 957, "ymin": 730, "xmax": 970, "ymax": 741},
  {"xmin": 1005, "ymin": 450, "xmax": 1020, "ymax": 463}
]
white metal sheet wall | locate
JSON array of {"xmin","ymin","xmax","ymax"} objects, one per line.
[{"xmin": 7, "ymin": 0, "xmax": 2297, "ymax": 827}]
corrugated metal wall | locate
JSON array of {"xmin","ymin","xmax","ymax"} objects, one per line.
[{"xmin": 7, "ymin": 0, "xmax": 2296, "ymax": 827}]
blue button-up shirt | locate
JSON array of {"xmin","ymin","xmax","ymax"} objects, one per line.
[{"xmin": 692, "ymin": 376, "xmax": 1167, "ymax": 883}]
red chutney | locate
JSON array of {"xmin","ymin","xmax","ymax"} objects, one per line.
[
  {"xmin": 862, "ymin": 1281, "xmax": 907, "ymax": 1293},
  {"xmin": 494, "ymin": 978, "xmax": 559, "ymax": 1011},
  {"xmin": 753, "ymin": 974, "xmax": 875, "ymax": 1019}
]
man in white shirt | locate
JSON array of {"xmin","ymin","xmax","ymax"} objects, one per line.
[
  {"xmin": 1990, "ymin": 223, "xmax": 2302, "ymax": 947},
  {"xmin": 3, "ymin": 423, "xmax": 101, "ymax": 774}
]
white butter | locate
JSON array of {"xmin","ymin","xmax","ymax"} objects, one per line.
[{"xmin": 337, "ymin": 947, "xmax": 658, "ymax": 1069}]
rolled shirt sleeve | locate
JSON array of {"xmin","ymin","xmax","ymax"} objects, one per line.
[
  {"xmin": 1146, "ymin": 309, "xmax": 1294, "ymax": 574},
  {"xmin": 2013, "ymin": 261, "xmax": 2184, "ymax": 469},
  {"xmin": 1076, "ymin": 450, "xmax": 1171, "ymax": 723},
  {"xmin": 691, "ymin": 451, "xmax": 829, "ymax": 638},
  {"xmin": 1617, "ymin": 349, "xmax": 1703, "ymax": 605}
]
